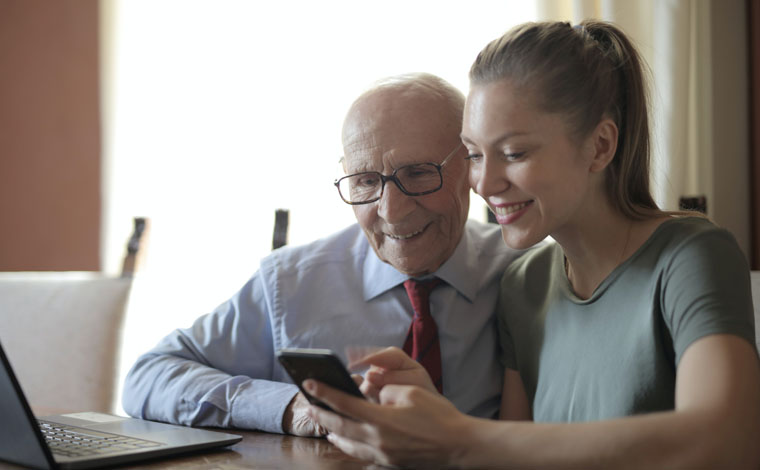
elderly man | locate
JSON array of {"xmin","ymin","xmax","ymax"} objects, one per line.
[{"xmin": 122, "ymin": 73, "xmax": 522, "ymax": 436}]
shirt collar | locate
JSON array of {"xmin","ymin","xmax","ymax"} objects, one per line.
[{"xmin": 362, "ymin": 226, "xmax": 478, "ymax": 303}]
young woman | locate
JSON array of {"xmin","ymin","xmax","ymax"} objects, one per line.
[{"xmin": 306, "ymin": 20, "xmax": 760, "ymax": 468}]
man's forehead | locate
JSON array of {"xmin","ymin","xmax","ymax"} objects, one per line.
[
  {"xmin": 341, "ymin": 136, "xmax": 397, "ymax": 173},
  {"xmin": 341, "ymin": 87, "xmax": 460, "ymax": 171},
  {"xmin": 343, "ymin": 87, "xmax": 451, "ymax": 140}
]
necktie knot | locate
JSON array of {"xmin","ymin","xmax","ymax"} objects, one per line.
[{"xmin": 403, "ymin": 278, "xmax": 442, "ymax": 318}]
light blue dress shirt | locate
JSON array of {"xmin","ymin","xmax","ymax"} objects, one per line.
[{"xmin": 122, "ymin": 220, "xmax": 523, "ymax": 433}]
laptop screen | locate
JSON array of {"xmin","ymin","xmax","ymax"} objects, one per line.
[{"xmin": 0, "ymin": 343, "xmax": 56, "ymax": 470}]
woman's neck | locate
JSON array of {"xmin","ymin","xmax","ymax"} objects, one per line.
[
  {"xmin": 558, "ymin": 207, "xmax": 671, "ymax": 299},
  {"xmin": 558, "ymin": 211, "xmax": 630, "ymax": 299}
]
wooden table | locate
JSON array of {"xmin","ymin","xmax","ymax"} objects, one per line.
[{"xmin": 0, "ymin": 429, "xmax": 380, "ymax": 470}]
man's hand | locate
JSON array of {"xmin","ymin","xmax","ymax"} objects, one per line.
[{"xmin": 282, "ymin": 392, "xmax": 327, "ymax": 437}]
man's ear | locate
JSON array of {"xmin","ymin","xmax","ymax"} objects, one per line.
[{"xmin": 589, "ymin": 118, "xmax": 619, "ymax": 173}]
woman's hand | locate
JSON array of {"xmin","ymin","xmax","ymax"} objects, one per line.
[
  {"xmin": 304, "ymin": 379, "xmax": 473, "ymax": 468},
  {"xmin": 349, "ymin": 346, "xmax": 438, "ymax": 401}
]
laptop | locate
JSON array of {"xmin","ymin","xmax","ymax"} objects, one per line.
[{"xmin": 0, "ymin": 340, "xmax": 242, "ymax": 469}]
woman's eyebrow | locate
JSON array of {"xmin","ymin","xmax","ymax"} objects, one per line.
[{"xmin": 460, "ymin": 131, "xmax": 530, "ymax": 147}]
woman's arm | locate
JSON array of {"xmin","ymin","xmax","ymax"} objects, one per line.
[
  {"xmin": 499, "ymin": 368, "xmax": 532, "ymax": 421},
  {"xmin": 307, "ymin": 334, "xmax": 760, "ymax": 469}
]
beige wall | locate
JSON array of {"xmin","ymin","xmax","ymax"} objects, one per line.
[
  {"xmin": 0, "ymin": 0, "xmax": 101, "ymax": 271},
  {"xmin": 700, "ymin": 0, "xmax": 751, "ymax": 259}
]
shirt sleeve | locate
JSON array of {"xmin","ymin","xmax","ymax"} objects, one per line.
[
  {"xmin": 121, "ymin": 271, "xmax": 299, "ymax": 434},
  {"xmin": 660, "ymin": 226, "xmax": 756, "ymax": 365}
]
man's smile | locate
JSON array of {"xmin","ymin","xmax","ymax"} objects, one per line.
[{"xmin": 383, "ymin": 223, "xmax": 429, "ymax": 241}]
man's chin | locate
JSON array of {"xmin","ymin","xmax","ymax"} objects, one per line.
[
  {"xmin": 383, "ymin": 250, "xmax": 440, "ymax": 277},
  {"xmin": 391, "ymin": 263, "xmax": 433, "ymax": 278},
  {"xmin": 371, "ymin": 229, "xmax": 446, "ymax": 275}
]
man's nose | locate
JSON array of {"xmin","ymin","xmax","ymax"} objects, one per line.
[{"xmin": 376, "ymin": 180, "xmax": 416, "ymax": 223}]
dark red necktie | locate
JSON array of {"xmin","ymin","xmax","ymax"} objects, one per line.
[{"xmin": 402, "ymin": 278, "xmax": 443, "ymax": 393}]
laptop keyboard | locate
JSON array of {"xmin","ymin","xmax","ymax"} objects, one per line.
[{"xmin": 38, "ymin": 420, "xmax": 162, "ymax": 458}]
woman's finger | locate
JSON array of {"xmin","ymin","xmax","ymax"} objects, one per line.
[
  {"xmin": 326, "ymin": 433, "xmax": 390, "ymax": 466},
  {"xmin": 347, "ymin": 346, "xmax": 418, "ymax": 371},
  {"xmin": 351, "ymin": 373, "xmax": 364, "ymax": 387},
  {"xmin": 377, "ymin": 384, "xmax": 426, "ymax": 406},
  {"xmin": 344, "ymin": 345, "xmax": 384, "ymax": 369},
  {"xmin": 307, "ymin": 404, "xmax": 364, "ymax": 438},
  {"xmin": 365, "ymin": 367, "xmax": 436, "ymax": 393},
  {"xmin": 305, "ymin": 379, "xmax": 391, "ymax": 425},
  {"xmin": 359, "ymin": 377, "xmax": 382, "ymax": 403}
]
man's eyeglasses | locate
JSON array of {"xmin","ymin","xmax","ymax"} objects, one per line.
[{"xmin": 334, "ymin": 143, "xmax": 463, "ymax": 205}]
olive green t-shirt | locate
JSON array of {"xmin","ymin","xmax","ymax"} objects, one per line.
[{"xmin": 498, "ymin": 217, "xmax": 756, "ymax": 422}]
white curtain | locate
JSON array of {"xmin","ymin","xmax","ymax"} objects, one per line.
[
  {"xmin": 537, "ymin": 0, "xmax": 689, "ymax": 211},
  {"xmin": 535, "ymin": 0, "xmax": 751, "ymax": 258}
]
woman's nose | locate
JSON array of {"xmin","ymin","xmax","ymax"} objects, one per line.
[{"xmin": 470, "ymin": 156, "xmax": 509, "ymax": 198}]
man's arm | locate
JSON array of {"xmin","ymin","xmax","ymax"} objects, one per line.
[
  {"xmin": 122, "ymin": 273, "xmax": 302, "ymax": 434},
  {"xmin": 308, "ymin": 334, "xmax": 760, "ymax": 469}
]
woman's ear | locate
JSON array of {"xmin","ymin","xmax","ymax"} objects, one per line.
[{"xmin": 589, "ymin": 118, "xmax": 619, "ymax": 173}]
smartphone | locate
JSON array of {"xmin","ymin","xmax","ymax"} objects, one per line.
[{"xmin": 276, "ymin": 348, "xmax": 364, "ymax": 411}]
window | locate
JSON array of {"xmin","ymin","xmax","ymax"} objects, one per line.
[{"xmin": 102, "ymin": 0, "xmax": 536, "ymax": 329}]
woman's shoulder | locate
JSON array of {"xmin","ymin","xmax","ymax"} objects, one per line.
[
  {"xmin": 646, "ymin": 215, "xmax": 737, "ymax": 255},
  {"xmin": 501, "ymin": 240, "xmax": 561, "ymax": 287},
  {"xmin": 633, "ymin": 215, "xmax": 748, "ymax": 277}
]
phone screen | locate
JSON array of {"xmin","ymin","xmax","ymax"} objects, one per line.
[{"xmin": 276, "ymin": 348, "xmax": 364, "ymax": 411}]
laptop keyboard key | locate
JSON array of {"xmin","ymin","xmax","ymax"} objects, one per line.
[{"xmin": 37, "ymin": 420, "xmax": 162, "ymax": 458}]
